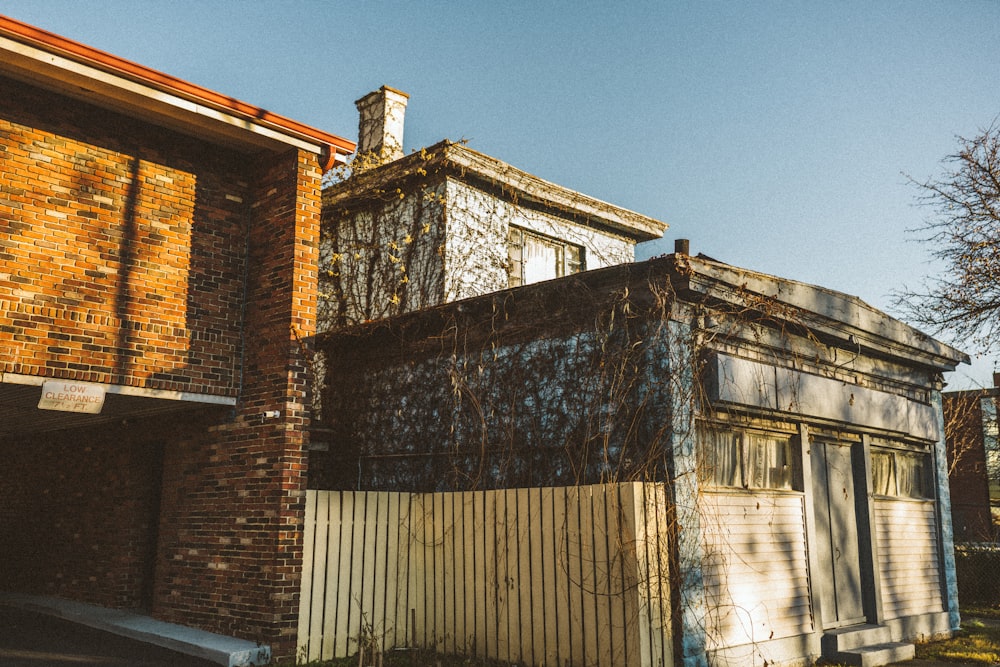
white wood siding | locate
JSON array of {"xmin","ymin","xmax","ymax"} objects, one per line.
[
  {"xmin": 874, "ymin": 499, "xmax": 944, "ymax": 619},
  {"xmin": 700, "ymin": 493, "xmax": 814, "ymax": 651},
  {"xmin": 299, "ymin": 484, "xmax": 672, "ymax": 667}
]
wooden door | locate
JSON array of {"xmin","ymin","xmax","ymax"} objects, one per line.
[{"xmin": 811, "ymin": 441, "xmax": 866, "ymax": 628}]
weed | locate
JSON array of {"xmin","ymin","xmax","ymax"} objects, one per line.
[{"xmin": 915, "ymin": 617, "xmax": 1000, "ymax": 665}]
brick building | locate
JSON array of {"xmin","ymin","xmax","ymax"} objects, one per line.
[
  {"xmin": 0, "ymin": 16, "xmax": 353, "ymax": 659},
  {"xmin": 944, "ymin": 385, "xmax": 1000, "ymax": 541}
]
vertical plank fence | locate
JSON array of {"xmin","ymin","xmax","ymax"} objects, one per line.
[{"xmin": 298, "ymin": 483, "xmax": 672, "ymax": 667}]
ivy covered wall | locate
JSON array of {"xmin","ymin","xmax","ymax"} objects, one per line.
[{"xmin": 312, "ymin": 267, "xmax": 687, "ymax": 491}]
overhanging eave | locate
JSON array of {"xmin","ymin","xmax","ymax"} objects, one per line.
[
  {"xmin": 0, "ymin": 374, "xmax": 236, "ymax": 435},
  {"xmin": 0, "ymin": 17, "xmax": 354, "ymax": 160}
]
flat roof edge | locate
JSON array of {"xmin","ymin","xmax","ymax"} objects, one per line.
[
  {"xmin": 443, "ymin": 143, "xmax": 669, "ymax": 240},
  {"xmin": 679, "ymin": 254, "xmax": 970, "ymax": 370},
  {"xmin": 324, "ymin": 141, "xmax": 668, "ymax": 241}
]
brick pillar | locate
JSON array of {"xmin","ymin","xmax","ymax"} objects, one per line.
[
  {"xmin": 152, "ymin": 148, "xmax": 320, "ymax": 659},
  {"xmin": 232, "ymin": 147, "xmax": 320, "ymax": 657}
]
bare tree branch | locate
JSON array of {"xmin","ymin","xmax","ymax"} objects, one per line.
[{"xmin": 895, "ymin": 121, "xmax": 1000, "ymax": 354}]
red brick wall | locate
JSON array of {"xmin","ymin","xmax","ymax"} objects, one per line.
[
  {"xmin": 0, "ymin": 410, "xmax": 223, "ymax": 608},
  {"xmin": 0, "ymin": 76, "xmax": 247, "ymax": 396},
  {"xmin": 150, "ymin": 148, "xmax": 320, "ymax": 657},
  {"xmin": 945, "ymin": 392, "xmax": 995, "ymax": 541}
]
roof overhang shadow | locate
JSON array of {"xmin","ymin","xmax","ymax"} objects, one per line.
[{"xmin": 0, "ymin": 381, "xmax": 234, "ymax": 436}]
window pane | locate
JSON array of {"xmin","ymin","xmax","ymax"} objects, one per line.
[
  {"xmin": 984, "ymin": 397, "xmax": 1000, "ymax": 503},
  {"xmin": 507, "ymin": 227, "xmax": 585, "ymax": 287},
  {"xmin": 896, "ymin": 451, "xmax": 932, "ymax": 499},
  {"xmin": 507, "ymin": 228, "xmax": 523, "ymax": 287},
  {"xmin": 871, "ymin": 450, "xmax": 895, "ymax": 496},
  {"xmin": 747, "ymin": 433, "xmax": 794, "ymax": 490},
  {"xmin": 700, "ymin": 426, "xmax": 800, "ymax": 490},
  {"xmin": 566, "ymin": 246, "xmax": 584, "ymax": 274},
  {"xmin": 522, "ymin": 234, "xmax": 559, "ymax": 284},
  {"xmin": 700, "ymin": 426, "xmax": 742, "ymax": 488}
]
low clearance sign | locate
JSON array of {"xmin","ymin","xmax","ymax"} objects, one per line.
[{"xmin": 38, "ymin": 380, "xmax": 106, "ymax": 414}]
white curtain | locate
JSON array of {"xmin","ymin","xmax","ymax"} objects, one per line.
[
  {"xmin": 747, "ymin": 434, "xmax": 793, "ymax": 490},
  {"xmin": 522, "ymin": 235, "xmax": 558, "ymax": 284},
  {"xmin": 896, "ymin": 452, "xmax": 928, "ymax": 499},
  {"xmin": 702, "ymin": 427, "xmax": 742, "ymax": 488},
  {"xmin": 871, "ymin": 451, "xmax": 895, "ymax": 496}
]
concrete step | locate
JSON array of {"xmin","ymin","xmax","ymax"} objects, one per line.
[
  {"xmin": 822, "ymin": 624, "xmax": 893, "ymax": 653},
  {"xmin": 0, "ymin": 592, "xmax": 270, "ymax": 666},
  {"xmin": 835, "ymin": 641, "xmax": 915, "ymax": 667}
]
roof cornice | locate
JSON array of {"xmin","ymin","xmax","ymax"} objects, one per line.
[
  {"xmin": 673, "ymin": 254, "xmax": 970, "ymax": 372},
  {"xmin": 317, "ymin": 253, "xmax": 969, "ymax": 376},
  {"xmin": 325, "ymin": 140, "xmax": 669, "ymax": 242}
]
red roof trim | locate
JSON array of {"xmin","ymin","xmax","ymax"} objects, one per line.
[{"xmin": 0, "ymin": 15, "xmax": 355, "ymax": 155}]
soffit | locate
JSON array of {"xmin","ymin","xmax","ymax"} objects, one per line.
[
  {"xmin": 0, "ymin": 17, "xmax": 354, "ymax": 158},
  {"xmin": 0, "ymin": 382, "xmax": 231, "ymax": 435}
]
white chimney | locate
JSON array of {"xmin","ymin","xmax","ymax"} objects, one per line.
[{"xmin": 355, "ymin": 86, "xmax": 409, "ymax": 163}]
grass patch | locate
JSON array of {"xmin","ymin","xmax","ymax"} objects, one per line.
[
  {"xmin": 915, "ymin": 617, "xmax": 1000, "ymax": 665},
  {"xmin": 962, "ymin": 605, "xmax": 1000, "ymax": 620}
]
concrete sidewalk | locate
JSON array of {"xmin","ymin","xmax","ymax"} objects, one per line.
[{"xmin": 0, "ymin": 592, "xmax": 270, "ymax": 667}]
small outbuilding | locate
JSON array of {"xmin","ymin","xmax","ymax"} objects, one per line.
[{"xmin": 310, "ymin": 249, "xmax": 968, "ymax": 667}]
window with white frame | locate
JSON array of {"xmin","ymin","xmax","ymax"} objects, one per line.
[
  {"xmin": 699, "ymin": 424, "xmax": 801, "ymax": 491},
  {"xmin": 507, "ymin": 226, "xmax": 584, "ymax": 287}
]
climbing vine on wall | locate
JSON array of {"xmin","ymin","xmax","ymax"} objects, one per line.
[
  {"xmin": 314, "ymin": 267, "xmax": 686, "ymax": 491},
  {"xmin": 318, "ymin": 140, "xmax": 635, "ymax": 331}
]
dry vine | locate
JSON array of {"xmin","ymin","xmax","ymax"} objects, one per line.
[
  {"xmin": 310, "ymin": 141, "xmax": 958, "ymax": 665},
  {"xmin": 318, "ymin": 140, "xmax": 634, "ymax": 330}
]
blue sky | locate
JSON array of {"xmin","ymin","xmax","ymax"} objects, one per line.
[{"xmin": 5, "ymin": 1, "xmax": 999, "ymax": 387}]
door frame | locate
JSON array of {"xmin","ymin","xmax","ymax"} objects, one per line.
[
  {"xmin": 800, "ymin": 426, "xmax": 883, "ymax": 631},
  {"xmin": 856, "ymin": 433, "xmax": 884, "ymax": 623}
]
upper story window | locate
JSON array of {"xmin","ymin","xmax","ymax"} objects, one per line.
[
  {"xmin": 699, "ymin": 424, "xmax": 802, "ymax": 491},
  {"xmin": 508, "ymin": 227, "xmax": 584, "ymax": 288}
]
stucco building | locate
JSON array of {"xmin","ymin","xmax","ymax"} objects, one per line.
[
  {"xmin": 311, "ymin": 249, "xmax": 968, "ymax": 666},
  {"xmin": 319, "ymin": 86, "xmax": 668, "ymax": 329}
]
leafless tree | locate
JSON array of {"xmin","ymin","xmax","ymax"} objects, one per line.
[{"xmin": 896, "ymin": 122, "xmax": 1000, "ymax": 355}]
